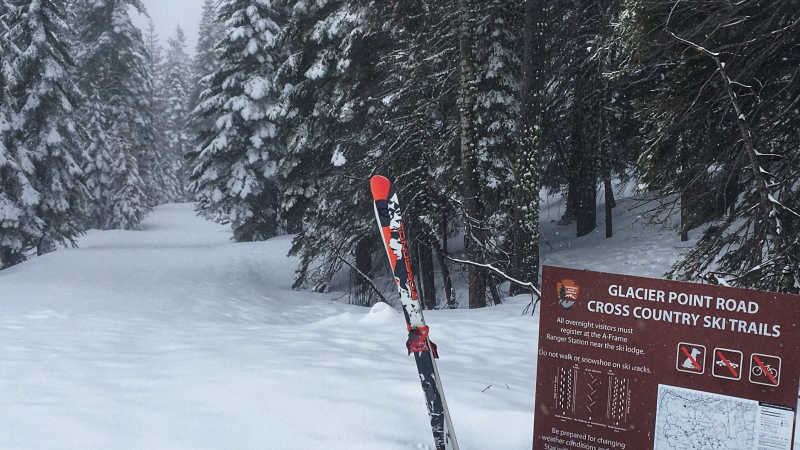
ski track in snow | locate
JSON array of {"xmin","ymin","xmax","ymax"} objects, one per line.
[{"xmin": 1, "ymin": 202, "xmax": 796, "ymax": 449}]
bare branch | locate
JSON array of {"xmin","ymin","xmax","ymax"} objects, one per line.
[
  {"xmin": 444, "ymin": 255, "xmax": 542, "ymax": 315},
  {"xmin": 328, "ymin": 246, "xmax": 390, "ymax": 305}
]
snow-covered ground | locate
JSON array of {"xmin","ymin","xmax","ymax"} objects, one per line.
[{"xmin": 0, "ymin": 199, "xmax": 691, "ymax": 449}]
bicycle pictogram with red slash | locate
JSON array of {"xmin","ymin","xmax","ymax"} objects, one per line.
[{"xmin": 750, "ymin": 353, "xmax": 781, "ymax": 387}]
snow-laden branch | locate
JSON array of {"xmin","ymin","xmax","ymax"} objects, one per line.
[{"xmin": 445, "ymin": 255, "xmax": 542, "ymax": 315}]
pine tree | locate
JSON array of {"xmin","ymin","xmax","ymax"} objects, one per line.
[
  {"xmin": 72, "ymin": 0, "xmax": 155, "ymax": 228},
  {"xmin": 191, "ymin": 0, "xmax": 224, "ymax": 111},
  {"xmin": 536, "ymin": 0, "xmax": 630, "ymax": 241},
  {"xmin": 513, "ymin": 0, "xmax": 545, "ymax": 287},
  {"xmin": 277, "ymin": 0, "xmax": 525, "ymax": 307},
  {"xmin": 272, "ymin": 0, "xmax": 390, "ymax": 296},
  {"xmin": 618, "ymin": 0, "xmax": 800, "ymax": 292},
  {"xmin": 377, "ymin": 1, "xmax": 463, "ymax": 308},
  {"xmin": 144, "ymin": 20, "xmax": 181, "ymax": 204},
  {"xmin": 457, "ymin": 0, "xmax": 489, "ymax": 308},
  {"xmin": 2, "ymin": 0, "xmax": 88, "ymax": 260},
  {"xmin": 0, "ymin": 0, "xmax": 29, "ymax": 268},
  {"xmin": 82, "ymin": 91, "xmax": 148, "ymax": 230},
  {"xmin": 471, "ymin": 0, "xmax": 527, "ymax": 299},
  {"xmin": 273, "ymin": 0, "xmax": 458, "ymax": 305},
  {"xmin": 275, "ymin": 0, "xmax": 370, "ymax": 228},
  {"xmin": 188, "ymin": 0, "xmax": 285, "ymax": 242},
  {"xmin": 188, "ymin": 0, "xmax": 225, "ymax": 189},
  {"xmin": 162, "ymin": 25, "xmax": 192, "ymax": 199}
]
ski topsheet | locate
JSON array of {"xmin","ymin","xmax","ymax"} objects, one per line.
[{"xmin": 370, "ymin": 175, "xmax": 459, "ymax": 450}]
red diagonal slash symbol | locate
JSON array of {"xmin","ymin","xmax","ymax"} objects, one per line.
[
  {"xmin": 681, "ymin": 346, "xmax": 702, "ymax": 371},
  {"xmin": 753, "ymin": 355, "xmax": 778, "ymax": 385},
  {"xmin": 717, "ymin": 351, "xmax": 738, "ymax": 377}
]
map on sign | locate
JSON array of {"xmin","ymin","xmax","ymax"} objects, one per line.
[{"xmin": 653, "ymin": 385, "xmax": 757, "ymax": 450}]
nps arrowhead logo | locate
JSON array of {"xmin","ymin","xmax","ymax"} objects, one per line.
[{"xmin": 557, "ymin": 279, "xmax": 579, "ymax": 311}]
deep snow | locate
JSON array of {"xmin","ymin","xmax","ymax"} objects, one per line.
[
  {"xmin": 0, "ymin": 198, "xmax": 744, "ymax": 449},
  {"xmin": 0, "ymin": 204, "xmax": 539, "ymax": 449}
]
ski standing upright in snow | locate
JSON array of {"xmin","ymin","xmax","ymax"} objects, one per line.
[{"xmin": 370, "ymin": 176, "xmax": 459, "ymax": 450}]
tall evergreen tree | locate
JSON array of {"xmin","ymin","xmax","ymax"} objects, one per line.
[
  {"xmin": 457, "ymin": 0, "xmax": 489, "ymax": 308},
  {"xmin": 473, "ymin": 0, "xmax": 524, "ymax": 300},
  {"xmin": 81, "ymin": 91, "xmax": 148, "ymax": 230},
  {"xmin": 513, "ymin": 0, "xmax": 546, "ymax": 287},
  {"xmin": 72, "ymin": 0, "xmax": 154, "ymax": 229},
  {"xmin": 274, "ymin": 0, "xmax": 386, "ymax": 295},
  {"xmin": 1, "ymin": 0, "xmax": 88, "ymax": 261},
  {"xmin": 537, "ymin": 0, "xmax": 630, "ymax": 240},
  {"xmin": 188, "ymin": 0, "xmax": 225, "ymax": 189},
  {"xmin": 0, "ymin": 0, "xmax": 29, "ymax": 268},
  {"xmin": 618, "ymin": 0, "xmax": 800, "ymax": 292},
  {"xmin": 278, "ymin": 0, "xmax": 524, "ymax": 307},
  {"xmin": 162, "ymin": 25, "xmax": 192, "ymax": 198},
  {"xmin": 188, "ymin": 0, "xmax": 285, "ymax": 242},
  {"xmin": 568, "ymin": 0, "xmax": 614, "ymax": 238},
  {"xmin": 376, "ymin": 1, "xmax": 463, "ymax": 308},
  {"xmin": 191, "ymin": 0, "xmax": 224, "ymax": 111},
  {"xmin": 144, "ymin": 20, "xmax": 181, "ymax": 204}
]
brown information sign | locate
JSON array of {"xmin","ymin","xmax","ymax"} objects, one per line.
[{"xmin": 533, "ymin": 266, "xmax": 800, "ymax": 450}]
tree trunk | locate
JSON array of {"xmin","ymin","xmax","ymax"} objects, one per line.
[
  {"xmin": 354, "ymin": 237, "xmax": 373, "ymax": 306},
  {"xmin": 512, "ymin": 0, "xmax": 546, "ymax": 291},
  {"xmin": 680, "ymin": 191, "xmax": 689, "ymax": 242},
  {"xmin": 433, "ymin": 243, "xmax": 457, "ymax": 309},
  {"xmin": 458, "ymin": 0, "xmax": 486, "ymax": 309},
  {"xmin": 488, "ymin": 278, "xmax": 503, "ymax": 305},
  {"xmin": 559, "ymin": 181, "xmax": 577, "ymax": 225},
  {"xmin": 571, "ymin": 0, "xmax": 601, "ymax": 238},
  {"xmin": 571, "ymin": 87, "xmax": 598, "ymax": 238},
  {"xmin": 418, "ymin": 243, "xmax": 437, "ymax": 310},
  {"xmin": 440, "ymin": 213, "xmax": 448, "ymax": 255},
  {"xmin": 605, "ymin": 178, "xmax": 614, "ymax": 238},
  {"xmin": 572, "ymin": 140, "xmax": 597, "ymax": 238}
]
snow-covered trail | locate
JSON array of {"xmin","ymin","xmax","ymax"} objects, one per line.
[{"xmin": 0, "ymin": 204, "xmax": 538, "ymax": 450}]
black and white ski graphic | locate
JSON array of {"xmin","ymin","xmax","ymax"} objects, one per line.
[{"xmin": 371, "ymin": 175, "xmax": 459, "ymax": 450}]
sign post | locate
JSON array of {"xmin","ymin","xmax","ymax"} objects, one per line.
[{"xmin": 533, "ymin": 266, "xmax": 800, "ymax": 450}]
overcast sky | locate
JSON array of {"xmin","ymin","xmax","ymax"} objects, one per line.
[{"xmin": 131, "ymin": 0, "xmax": 204, "ymax": 56}]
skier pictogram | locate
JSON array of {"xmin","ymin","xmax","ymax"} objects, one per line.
[{"xmin": 676, "ymin": 343, "xmax": 706, "ymax": 374}]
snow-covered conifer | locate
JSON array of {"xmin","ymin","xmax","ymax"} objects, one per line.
[
  {"xmin": 474, "ymin": 0, "xmax": 524, "ymax": 287},
  {"xmin": 1, "ymin": 0, "xmax": 88, "ymax": 260},
  {"xmin": 273, "ymin": 0, "xmax": 397, "ymax": 294},
  {"xmin": 0, "ymin": 1, "xmax": 28, "ymax": 268},
  {"xmin": 82, "ymin": 91, "xmax": 148, "ymax": 230},
  {"xmin": 162, "ymin": 25, "xmax": 193, "ymax": 199},
  {"xmin": 187, "ymin": 0, "xmax": 285, "ymax": 241},
  {"xmin": 143, "ymin": 20, "xmax": 181, "ymax": 204},
  {"xmin": 619, "ymin": 0, "xmax": 800, "ymax": 292},
  {"xmin": 72, "ymin": 0, "xmax": 154, "ymax": 228},
  {"xmin": 190, "ymin": 0, "xmax": 224, "ymax": 110},
  {"xmin": 187, "ymin": 1, "xmax": 225, "ymax": 181}
]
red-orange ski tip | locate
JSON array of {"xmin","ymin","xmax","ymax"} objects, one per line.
[{"xmin": 370, "ymin": 175, "xmax": 391, "ymax": 200}]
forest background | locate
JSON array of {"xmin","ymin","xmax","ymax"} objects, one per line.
[{"xmin": 1, "ymin": 0, "xmax": 798, "ymax": 307}]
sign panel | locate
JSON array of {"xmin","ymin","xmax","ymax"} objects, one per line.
[{"xmin": 533, "ymin": 266, "xmax": 800, "ymax": 450}]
